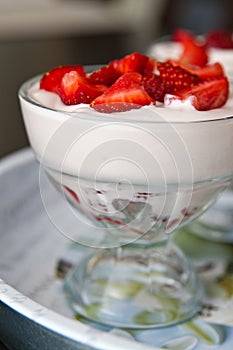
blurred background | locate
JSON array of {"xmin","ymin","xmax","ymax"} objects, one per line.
[{"xmin": 1, "ymin": 0, "xmax": 233, "ymax": 158}]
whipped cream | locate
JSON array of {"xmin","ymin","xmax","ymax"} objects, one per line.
[
  {"xmin": 30, "ymin": 81, "xmax": 233, "ymax": 123},
  {"xmin": 149, "ymin": 42, "xmax": 233, "ymax": 79}
]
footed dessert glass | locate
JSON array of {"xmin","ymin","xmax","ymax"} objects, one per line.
[{"xmin": 19, "ymin": 75, "xmax": 233, "ymax": 329}]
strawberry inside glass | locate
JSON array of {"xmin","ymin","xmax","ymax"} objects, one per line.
[{"xmin": 18, "ymin": 41, "xmax": 233, "ymax": 329}]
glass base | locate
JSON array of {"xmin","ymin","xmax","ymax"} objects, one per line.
[{"xmin": 65, "ymin": 242, "xmax": 204, "ymax": 329}]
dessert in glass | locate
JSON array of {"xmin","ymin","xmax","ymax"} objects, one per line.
[{"xmin": 18, "ymin": 50, "xmax": 233, "ymax": 329}]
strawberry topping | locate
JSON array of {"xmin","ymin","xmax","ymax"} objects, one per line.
[
  {"xmin": 142, "ymin": 73, "xmax": 166, "ymax": 102},
  {"xmin": 58, "ymin": 71, "xmax": 107, "ymax": 105},
  {"xmin": 144, "ymin": 57, "xmax": 157, "ymax": 73},
  {"xmin": 168, "ymin": 60, "xmax": 224, "ymax": 80},
  {"xmin": 40, "ymin": 65, "xmax": 86, "ymax": 93},
  {"xmin": 176, "ymin": 77, "xmax": 229, "ymax": 111},
  {"xmin": 172, "ymin": 29, "xmax": 197, "ymax": 44},
  {"xmin": 142, "ymin": 62, "xmax": 200, "ymax": 102},
  {"xmin": 88, "ymin": 62, "xmax": 120, "ymax": 86},
  {"xmin": 112, "ymin": 52, "xmax": 150, "ymax": 75},
  {"xmin": 205, "ymin": 30, "xmax": 233, "ymax": 49},
  {"xmin": 179, "ymin": 38, "xmax": 208, "ymax": 67},
  {"xmin": 39, "ymin": 41, "xmax": 230, "ymax": 113},
  {"xmin": 91, "ymin": 72, "xmax": 154, "ymax": 113},
  {"xmin": 157, "ymin": 61, "xmax": 201, "ymax": 93},
  {"xmin": 172, "ymin": 29, "xmax": 208, "ymax": 67}
]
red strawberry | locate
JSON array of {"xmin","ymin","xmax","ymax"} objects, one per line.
[
  {"xmin": 88, "ymin": 62, "xmax": 120, "ymax": 86},
  {"xmin": 58, "ymin": 71, "xmax": 107, "ymax": 105},
  {"xmin": 178, "ymin": 36, "xmax": 208, "ymax": 67},
  {"xmin": 144, "ymin": 57, "xmax": 157, "ymax": 73},
  {"xmin": 142, "ymin": 73, "xmax": 166, "ymax": 102},
  {"xmin": 91, "ymin": 72, "xmax": 155, "ymax": 113},
  {"xmin": 175, "ymin": 77, "xmax": 229, "ymax": 111},
  {"xmin": 172, "ymin": 29, "xmax": 196, "ymax": 44},
  {"xmin": 205, "ymin": 30, "xmax": 233, "ymax": 49},
  {"xmin": 168, "ymin": 60, "xmax": 224, "ymax": 80},
  {"xmin": 157, "ymin": 61, "xmax": 201, "ymax": 93},
  {"xmin": 194, "ymin": 62, "xmax": 225, "ymax": 80},
  {"xmin": 113, "ymin": 52, "xmax": 149, "ymax": 75},
  {"xmin": 40, "ymin": 65, "xmax": 86, "ymax": 93}
]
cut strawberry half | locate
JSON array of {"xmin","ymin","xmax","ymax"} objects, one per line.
[
  {"xmin": 40, "ymin": 65, "xmax": 86, "ymax": 93},
  {"xmin": 91, "ymin": 72, "xmax": 155, "ymax": 113},
  {"xmin": 112, "ymin": 52, "xmax": 150, "ymax": 75},
  {"xmin": 58, "ymin": 71, "xmax": 107, "ymax": 105},
  {"xmin": 88, "ymin": 62, "xmax": 120, "ymax": 86},
  {"xmin": 175, "ymin": 77, "xmax": 229, "ymax": 111}
]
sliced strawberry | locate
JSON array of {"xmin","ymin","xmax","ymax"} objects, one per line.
[
  {"xmin": 144, "ymin": 57, "xmax": 157, "ymax": 73},
  {"xmin": 172, "ymin": 29, "xmax": 196, "ymax": 44},
  {"xmin": 142, "ymin": 73, "xmax": 166, "ymax": 102},
  {"xmin": 157, "ymin": 61, "xmax": 201, "ymax": 93},
  {"xmin": 175, "ymin": 77, "xmax": 229, "ymax": 111},
  {"xmin": 172, "ymin": 29, "xmax": 208, "ymax": 67},
  {"xmin": 142, "ymin": 62, "xmax": 201, "ymax": 102},
  {"xmin": 58, "ymin": 71, "xmax": 107, "ymax": 105},
  {"xmin": 91, "ymin": 72, "xmax": 155, "ymax": 113},
  {"xmin": 178, "ymin": 36, "xmax": 208, "ymax": 67},
  {"xmin": 40, "ymin": 65, "xmax": 86, "ymax": 93},
  {"xmin": 88, "ymin": 62, "xmax": 120, "ymax": 86},
  {"xmin": 205, "ymin": 30, "xmax": 233, "ymax": 49},
  {"xmin": 168, "ymin": 60, "xmax": 224, "ymax": 80},
  {"xmin": 113, "ymin": 52, "xmax": 149, "ymax": 75},
  {"xmin": 194, "ymin": 62, "xmax": 225, "ymax": 80}
]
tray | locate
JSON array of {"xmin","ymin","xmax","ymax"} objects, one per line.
[{"xmin": 0, "ymin": 148, "xmax": 233, "ymax": 350}]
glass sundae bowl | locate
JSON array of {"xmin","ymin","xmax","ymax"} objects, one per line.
[{"xmin": 18, "ymin": 73, "xmax": 233, "ymax": 329}]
